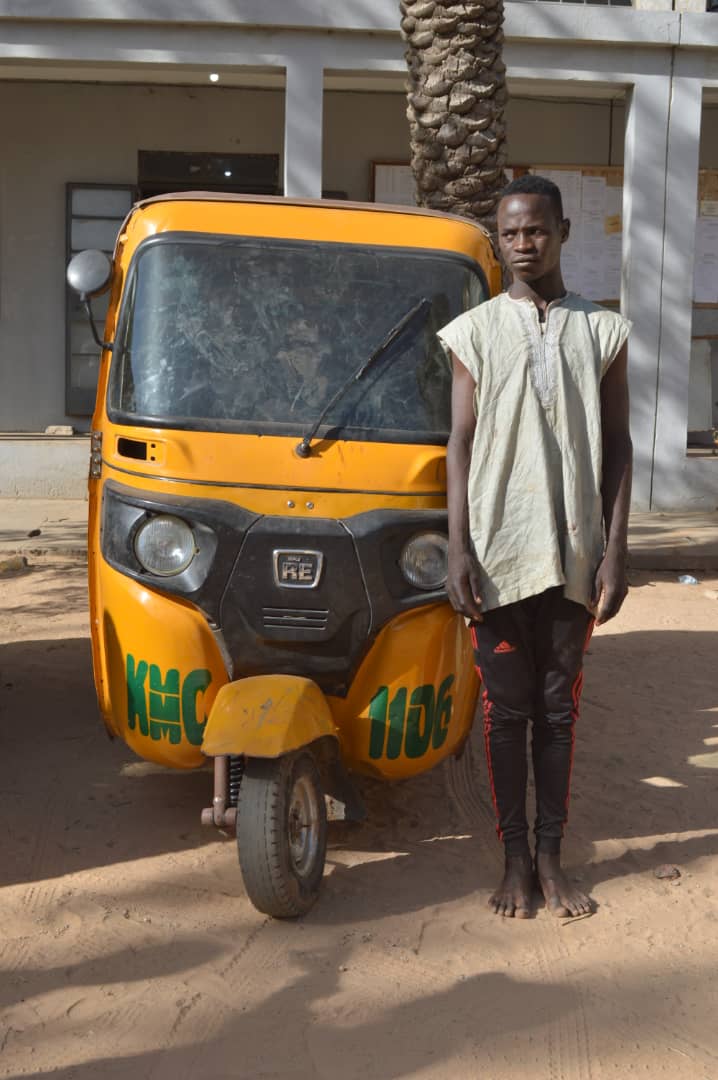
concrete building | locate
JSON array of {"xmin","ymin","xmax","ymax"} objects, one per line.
[{"xmin": 0, "ymin": 0, "xmax": 716, "ymax": 508}]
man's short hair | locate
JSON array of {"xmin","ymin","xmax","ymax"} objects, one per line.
[{"xmin": 499, "ymin": 174, "xmax": 564, "ymax": 222}]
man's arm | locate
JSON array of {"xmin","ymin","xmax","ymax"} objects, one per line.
[
  {"xmin": 593, "ymin": 341, "xmax": 632, "ymax": 625},
  {"xmin": 446, "ymin": 352, "xmax": 483, "ymax": 621}
]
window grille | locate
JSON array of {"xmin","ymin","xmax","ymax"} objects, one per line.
[{"xmin": 65, "ymin": 184, "xmax": 135, "ymax": 416}]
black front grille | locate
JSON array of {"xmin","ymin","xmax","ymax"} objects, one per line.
[
  {"xmin": 262, "ymin": 606, "xmax": 330, "ymax": 632},
  {"xmin": 217, "ymin": 508, "xmax": 447, "ymax": 696},
  {"xmin": 221, "ymin": 514, "xmax": 369, "ymax": 694}
]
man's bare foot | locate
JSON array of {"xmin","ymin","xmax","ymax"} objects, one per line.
[
  {"xmin": 489, "ymin": 853, "xmax": 533, "ymax": 918},
  {"xmin": 535, "ymin": 852, "xmax": 592, "ymax": 918}
]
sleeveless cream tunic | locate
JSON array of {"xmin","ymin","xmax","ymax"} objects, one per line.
[{"xmin": 438, "ymin": 291, "xmax": 631, "ymax": 613}]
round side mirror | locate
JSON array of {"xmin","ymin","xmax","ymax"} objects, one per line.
[{"xmin": 66, "ymin": 249, "xmax": 112, "ymax": 299}]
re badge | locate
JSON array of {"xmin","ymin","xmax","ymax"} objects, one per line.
[{"xmin": 273, "ymin": 549, "xmax": 324, "ymax": 588}]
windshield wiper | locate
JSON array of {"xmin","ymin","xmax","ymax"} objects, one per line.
[{"xmin": 294, "ymin": 297, "xmax": 432, "ymax": 458}]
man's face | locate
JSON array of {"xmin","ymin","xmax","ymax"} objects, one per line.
[{"xmin": 497, "ymin": 193, "xmax": 569, "ymax": 283}]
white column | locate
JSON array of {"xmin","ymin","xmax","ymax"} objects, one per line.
[
  {"xmin": 621, "ymin": 72, "xmax": 673, "ymax": 510},
  {"xmin": 284, "ymin": 53, "xmax": 324, "ymax": 199},
  {"xmin": 651, "ymin": 68, "xmax": 703, "ymax": 509}
]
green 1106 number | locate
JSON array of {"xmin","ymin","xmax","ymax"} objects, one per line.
[{"xmin": 368, "ymin": 674, "xmax": 454, "ymax": 760}]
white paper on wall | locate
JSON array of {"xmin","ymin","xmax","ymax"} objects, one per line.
[
  {"xmin": 581, "ymin": 175, "xmax": 607, "ymax": 217},
  {"xmin": 606, "ymin": 186, "xmax": 623, "ymax": 219},
  {"xmin": 557, "ymin": 170, "xmax": 582, "ymax": 220},
  {"xmin": 582, "ymin": 243, "xmax": 607, "ymax": 300},
  {"xmin": 605, "ymin": 234, "xmax": 623, "ymax": 300},
  {"xmin": 581, "ymin": 213, "xmax": 605, "ymax": 247},
  {"xmin": 561, "ymin": 250, "xmax": 582, "ymax": 294},
  {"xmin": 693, "ymin": 217, "xmax": 718, "ymax": 303},
  {"xmin": 694, "ymin": 253, "xmax": 718, "ymax": 304},
  {"xmin": 373, "ymin": 165, "xmax": 416, "ymax": 206}
]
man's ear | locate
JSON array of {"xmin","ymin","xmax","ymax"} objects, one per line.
[{"xmin": 560, "ymin": 218, "xmax": 571, "ymax": 244}]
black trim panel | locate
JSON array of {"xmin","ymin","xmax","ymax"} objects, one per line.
[{"xmin": 101, "ymin": 483, "xmax": 449, "ymax": 696}]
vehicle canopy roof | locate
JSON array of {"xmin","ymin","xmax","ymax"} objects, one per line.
[{"xmin": 115, "ymin": 191, "xmax": 499, "ymax": 280}]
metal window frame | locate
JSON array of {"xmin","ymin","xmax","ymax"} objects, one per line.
[{"xmin": 65, "ymin": 182, "xmax": 136, "ymax": 416}]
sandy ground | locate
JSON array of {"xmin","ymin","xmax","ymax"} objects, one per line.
[{"xmin": 1, "ymin": 557, "xmax": 717, "ymax": 1080}]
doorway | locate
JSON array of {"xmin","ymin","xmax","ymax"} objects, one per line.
[{"xmin": 137, "ymin": 149, "xmax": 280, "ymax": 198}]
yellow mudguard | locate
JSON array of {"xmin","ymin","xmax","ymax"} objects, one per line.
[{"xmin": 202, "ymin": 675, "xmax": 337, "ymax": 758}]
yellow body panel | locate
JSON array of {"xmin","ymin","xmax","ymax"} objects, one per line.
[
  {"xmin": 86, "ymin": 195, "xmax": 497, "ymax": 779},
  {"xmin": 116, "ymin": 197, "xmax": 498, "ymax": 284},
  {"xmin": 203, "ymin": 676, "xmax": 337, "ymax": 757},
  {"xmin": 100, "ymin": 432, "xmax": 447, "ymax": 518},
  {"xmin": 327, "ymin": 603, "xmax": 478, "ymax": 780},
  {"xmin": 97, "ymin": 561, "xmax": 228, "ymax": 768}
]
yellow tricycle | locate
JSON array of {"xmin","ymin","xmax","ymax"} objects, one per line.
[{"xmin": 67, "ymin": 192, "xmax": 500, "ymax": 917}]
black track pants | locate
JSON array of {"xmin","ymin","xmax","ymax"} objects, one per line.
[{"xmin": 470, "ymin": 587, "xmax": 594, "ymax": 856}]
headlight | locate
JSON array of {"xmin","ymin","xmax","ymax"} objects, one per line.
[
  {"xmin": 134, "ymin": 515, "xmax": 196, "ymax": 577},
  {"xmin": 399, "ymin": 532, "xmax": 448, "ymax": 591}
]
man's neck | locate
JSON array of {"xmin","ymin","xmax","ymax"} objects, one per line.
[{"xmin": 507, "ymin": 272, "xmax": 567, "ymax": 313}]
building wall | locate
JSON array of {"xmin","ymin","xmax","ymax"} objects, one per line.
[
  {"xmin": 506, "ymin": 97, "xmax": 622, "ymax": 167},
  {"xmin": 0, "ymin": 81, "xmax": 285, "ymax": 432},
  {"xmin": 323, "ymin": 92, "xmax": 409, "ymax": 201}
]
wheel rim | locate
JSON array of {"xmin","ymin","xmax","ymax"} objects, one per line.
[{"xmin": 287, "ymin": 771, "xmax": 321, "ymax": 880}]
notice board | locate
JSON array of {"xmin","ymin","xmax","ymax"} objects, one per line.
[
  {"xmin": 373, "ymin": 161, "xmax": 718, "ymax": 310},
  {"xmin": 511, "ymin": 165, "xmax": 718, "ymax": 308}
]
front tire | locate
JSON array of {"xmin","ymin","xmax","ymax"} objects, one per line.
[{"xmin": 236, "ymin": 751, "xmax": 327, "ymax": 918}]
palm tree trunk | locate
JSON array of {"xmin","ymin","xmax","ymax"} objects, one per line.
[{"xmin": 400, "ymin": 0, "xmax": 508, "ymax": 232}]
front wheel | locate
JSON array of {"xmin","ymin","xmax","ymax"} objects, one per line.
[{"xmin": 236, "ymin": 750, "xmax": 327, "ymax": 918}]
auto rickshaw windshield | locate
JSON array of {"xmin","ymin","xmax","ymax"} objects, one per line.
[{"xmin": 107, "ymin": 233, "xmax": 488, "ymax": 443}]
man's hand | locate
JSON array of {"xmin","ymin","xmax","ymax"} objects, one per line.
[
  {"xmin": 446, "ymin": 354, "xmax": 481, "ymax": 622},
  {"xmin": 592, "ymin": 549, "xmax": 628, "ymax": 625},
  {"xmin": 447, "ymin": 548, "xmax": 483, "ymax": 622}
]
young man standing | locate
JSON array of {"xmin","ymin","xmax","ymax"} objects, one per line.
[{"xmin": 438, "ymin": 174, "xmax": 632, "ymax": 919}]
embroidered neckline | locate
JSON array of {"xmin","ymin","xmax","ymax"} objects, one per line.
[
  {"xmin": 508, "ymin": 293, "xmax": 569, "ymax": 409},
  {"xmin": 506, "ymin": 290, "xmax": 570, "ymax": 311}
]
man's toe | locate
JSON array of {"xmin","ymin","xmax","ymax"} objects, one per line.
[{"xmin": 547, "ymin": 895, "xmax": 571, "ymax": 918}]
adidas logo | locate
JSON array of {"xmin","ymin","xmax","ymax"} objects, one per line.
[{"xmin": 494, "ymin": 640, "xmax": 517, "ymax": 654}]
